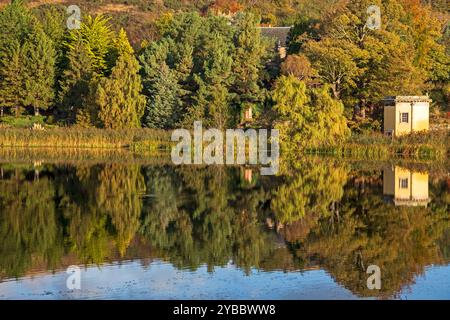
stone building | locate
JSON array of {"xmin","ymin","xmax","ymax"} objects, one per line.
[{"xmin": 383, "ymin": 96, "xmax": 431, "ymax": 136}]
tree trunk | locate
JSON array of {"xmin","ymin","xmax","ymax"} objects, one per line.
[
  {"xmin": 360, "ymin": 106, "xmax": 366, "ymax": 119},
  {"xmin": 332, "ymin": 83, "xmax": 340, "ymax": 99},
  {"xmin": 35, "ymin": 107, "xmax": 40, "ymax": 116},
  {"xmin": 0, "ymin": 106, "xmax": 3, "ymax": 117},
  {"xmin": 359, "ymin": 98, "xmax": 367, "ymax": 119}
]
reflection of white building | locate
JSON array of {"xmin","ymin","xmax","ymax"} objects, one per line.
[{"xmin": 383, "ymin": 166, "xmax": 430, "ymax": 207}]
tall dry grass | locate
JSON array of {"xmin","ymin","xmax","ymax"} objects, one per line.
[{"xmin": 0, "ymin": 127, "xmax": 171, "ymax": 149}]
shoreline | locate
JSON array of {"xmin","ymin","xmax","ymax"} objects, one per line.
[{"xmin": 0, "ymin": 127, "xmax": 448, "ymax": 160}]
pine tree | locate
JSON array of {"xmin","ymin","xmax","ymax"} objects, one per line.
[
  {"xmin": 0, "ymin": 0, "xmax": 33, "ymax": 117},
  {"xmin": 65, "ymin": 15, "xmax": 113, "ymax": 75},
  {"xmin": 0, "ymin": 41, "xmax": 24, "ymax": 116},
  {"xmin": 22, "ymin": 28, "xmax": 56, "ymax": 116},
  {"xmin": 108, "ymin": 28, "xmax": 134, "ymax": 69},
  {"xmin": 58, "ymin": 40, "xmax": 96, "ymax": 124},
  {"xmin": 34, "ymin": 5, "xmax": 67, "ymax": 87},
  {"xmin": 95, "ymin": 50, "xmax": 146, "ymax": 129},
  {"xmin": 231, "ymin": 12, "xmax": 269, "ymax": 123},
  {"xmin": 187, "ymin": 33, "xmax": 233, "ymax": 128},
  {"xmin": 143, "ymin": 63, "xmax": 184, "ymax": 129},
  {"xmin": 0, "ymin": 0, "xmax": 32, "ymax": 53}
]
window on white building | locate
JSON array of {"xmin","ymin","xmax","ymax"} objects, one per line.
[
  {"xmin": 400, "ymin": 112, "xmax": 409, "ymax": 123},
  {"xmin": 399, "ymin": 178, "xmax": 409, "ymax": 189}
]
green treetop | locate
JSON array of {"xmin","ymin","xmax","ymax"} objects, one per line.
[
  {"xmin": 22, "ymin": 28, "xmax": 57, "ymax": 116},
  {"xmin": 66, "ymin": 15, "xmax": 113, "ymax": 75},
  {"xmin": 95, "ymin": 32, "xmax": 146, "ymax": 129},
  {"xmin": 272, "ymin": 75, "xmax": 350, "ymax": 151}
]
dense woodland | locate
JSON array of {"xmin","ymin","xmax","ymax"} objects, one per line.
[{"xmin": 0, "ymin": 0, "xmax": 448, "ymax": 149}]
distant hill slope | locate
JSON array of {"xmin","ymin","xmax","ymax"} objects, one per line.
[{"xmin": 0, "ymin": 0, "xmax": 448, "ymax": 46}]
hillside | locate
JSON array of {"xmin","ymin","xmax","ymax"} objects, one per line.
[{"xmin": 0, "ymin": 0, "xmax": 448, "ymax": 46}]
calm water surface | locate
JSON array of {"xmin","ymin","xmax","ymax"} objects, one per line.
[{"xmin": 0, "ymin": 150, "xmax": 449, "ymax": 299}]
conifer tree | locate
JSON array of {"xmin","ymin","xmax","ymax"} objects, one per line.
[
  {"xmin": 95, "ymin": 32, "xmax": 145, "ymax": 129},
  {"xmin": 58, "ymin": 40, "xmax": 96, "ymax": 124},
  {"xmin": 143, "ymin": 62, "xmax": 184, "ymax": 129},
  {"xmin": 187, "ymin": 33, "xmax": 233, "ymax": 128},
  {"xmin": 22, "ymin": 28, "xmax": 56, "ymax": 116},
  {"xmin": 108, "ymin": 28, "xmax": 134, "ymax": 69},
  {"xmin": 66, "ymin": 15, "xmax": 113, "ymax": 75},
  {"xmin": 34, "ymin": 5, "xmax": 67, "ymax": 85},
  {"xmin": 139, "ymin": 40, "xmax": 189, "ymax": 128},
  {"xmin": 0, "ymin": 0, "xmax": 33, "ymax": 116},
  {"xmin": 0, "ymin": 0, "xmax": 32, "ymax": 53},
  {"xmin": 61, "ymin": 15, "xmax": 115, "ymax": 125},
  {"xmin": 0, "ymin": 41, "xmax": 24, "ymax": 117},
  {"xmin": 231, "ymin": 12, "xmax": 269, "ymax": 122}
]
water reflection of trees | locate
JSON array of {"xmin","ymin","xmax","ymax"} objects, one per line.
[
  {"xmin": 0, "ymin": 169, "xmax": 62, "ymax": 278},
  {"xmin": 139, "ymin": 166, "xmax": 275, "ymax": 273},
  {"xmin": 277, "ymin": 166, "xmax": 450, "ymax": 298},
  {"xmin": 0, "ymin": 160, "xmax": 448, "ymax": 298}
]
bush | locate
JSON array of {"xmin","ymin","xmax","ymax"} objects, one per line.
[{"xmin": 0, "ymin": 115, "xmax": 47, "ymax": 128}]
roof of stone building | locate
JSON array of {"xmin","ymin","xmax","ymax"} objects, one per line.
[
  {"xmin": 383, "ymin": 96, "xmax": 432, "ymax": 104},
  {"xmin": 258, "ymin": 27, "xmax": 291, "ymax": 47}
]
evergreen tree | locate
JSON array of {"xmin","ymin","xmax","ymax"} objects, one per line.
[
  {"xmin": 187, "ymin": 33, "xmax": 233, "ymax": 128},
  {"xmin": 58, "ymin": 40, "xmax": 96, "ymax": 124},
  {"xmin": 61, "ymin": 15, "xmax": 116, "ymax": 126},
  {"xmin": 231, "ymin": 12, "xmax": 270, "ymax": 123},
  {"xmin": 143, "ymin": 62, "xmax": 184, "ymax": 129},
  {"xmin": 33, "ymin": 5, "xmax": 68, "ymax": 91},
  {"xmin": 65, "ymin": 15, "xmax": 113, "ymax": 75},
  {"xmin": 0, "ymin": 0, "xmax": 32, "ymax": 53},
  {"xmin": 108, "ymin": 28, "xmax": 134, "ymax": 69},
  {"xmin": 0, "ymin": 0, "xmax": 33, "ymax": 117},
  {"xmin": 95, "ymin": 49, "xmax": 146, "ymax": 129},
  {"xmin": 140, "ymin": 12, "xmax": 272, "ymax": 128},
  {"xmin": 0, "ymin": 41, "xmax": 24, "ymax": 117},
  {"xmin": 22, "ymin": 29, "xmax": 56, "ymax": 116}
]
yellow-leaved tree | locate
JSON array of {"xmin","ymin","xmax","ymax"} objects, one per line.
[{"xmin": 272, "ymin": 75, "xmax": 350, "ymax": 152}]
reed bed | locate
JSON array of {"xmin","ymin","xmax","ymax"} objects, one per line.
[
  {"xmin": 0, "ymin": 127, "xmax": 171, "ymax": 149},
  {"xmin": 306, "ymin": 130, "xmax": 449, "ymax": 160},
  {"xmin": 1, "ymin": 127, "xmax": 448, "ymax": 161}
]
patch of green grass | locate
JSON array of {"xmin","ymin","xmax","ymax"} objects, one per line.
[{"xmin": 0, "ymin": 115, "xmax": 50, "ymax": 128}]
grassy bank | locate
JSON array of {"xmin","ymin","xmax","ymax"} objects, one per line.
[
  {"xmin": 0, "ymin": 127, "xmax": 171, "ymax": 149},
  {"xmin": 1, "ymin": 127, "xmax": 448, "ymax": 160},
  {"xmin": 307, "ymin": 131, "xmax": 449, "ymax": 160}
]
